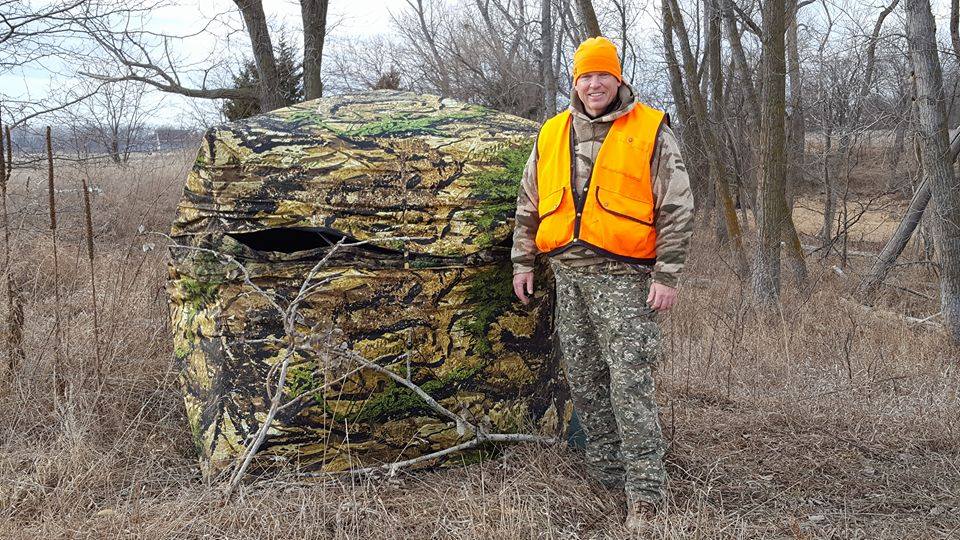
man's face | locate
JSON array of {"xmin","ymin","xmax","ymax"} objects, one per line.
[{"xmin": 574, "ymin": 71, "xmax": 621, "ymax": 117}]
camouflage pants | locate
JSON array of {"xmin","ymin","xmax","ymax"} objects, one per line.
[{"xmin": 551, "ymin": 260, "xmax": 666, "ymax": 505}]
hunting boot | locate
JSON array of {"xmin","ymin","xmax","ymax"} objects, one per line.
[{"xmin": 625, "ymin": 499, "xmax": 658, "ymax": 533}]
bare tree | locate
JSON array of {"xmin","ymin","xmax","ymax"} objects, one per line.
[
  {"xmin": 394, "ymin": 0, "xmax": 451, "ymax": 95},
  {"xmin": 904, "ymin": 0, "xmax": 960, "ymax": 342},
  {"xmin": 664, "ymin": 0, "xmax": 749, "ymax": 275},
  {"xmin": 324, "ymin": 35, "xmax": 405, "ymax": 93},
  {"xmin": 391, "ymin": 0, "xmax": 547, "ymax": 119},
  {"xmin": 67, "ymin": 78, "xmax": 155, "ymax": 164},
  {"xmin": 663, "ymin": 0, "xmax": 708, "ymax": 207},
  {"xmin": 0, "ymin": 1, "xmax": 152, "ymax": 125},
  {"xmin": 751, "ymin": 0, "xmax": 787, "ymax": 302},
  {"xmin": 76, "ymin": 0, "xmax": 330, "ymax": 115}
]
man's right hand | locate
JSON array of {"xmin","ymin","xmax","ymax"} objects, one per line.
[{"xmin": 513, "ymin": 272, "xmax": 535, "ymax": 305}]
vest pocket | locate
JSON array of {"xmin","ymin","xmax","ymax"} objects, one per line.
[
  {"xmin": 595, "ymin": 186, "xmax": 654, "ymax": 226},
  {"xmin": 591, "ymin": 186, "xmax": 655, "ymax": 257},
  {"xmin": 538, "ymin": 186, "xmax": 566, "ymax": 219}
]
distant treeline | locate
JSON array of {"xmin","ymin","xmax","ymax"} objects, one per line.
[{"xmin": 7, "ymin": 126, "xmax": 203, "ymax": 156}]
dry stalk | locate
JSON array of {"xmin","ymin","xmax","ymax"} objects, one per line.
[
  {"xmin": 79, "ymin": 172, "xmax": 102, "ymax": 384},
  {"xmin": 0, "ymin": 120, "xmax": 22, "ymax": 380},
  {"xmin": 46, "ymin": 127, "xmax": 64, "ymax": 400},
  {"xmin": 0, "ymin": 115, "xmax": 12, "ymax": 380},
  {"xmin": 7, "ymin": 127, "xmax": 23, "ymax": 374}
]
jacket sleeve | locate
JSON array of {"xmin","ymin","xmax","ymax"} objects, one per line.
[
  {"xmin": 510, "ymin": 144, "xmax": 540, "ymax": 275},
  {"xmin": 650, "ymin": 125, "xmax": 694, "ymax": 288}
]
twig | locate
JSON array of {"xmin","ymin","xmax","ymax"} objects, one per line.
[
  {"xmin": 332, "ymin": 348, "xmax": 474, "ymax": 435},
  {"xmin": 908, "ymin": 311, "xmax": 941, "ymax": 325},
  {"xmin": 275, "ymin": 364, "xmax": 367, "ymax": 412},
  {"xmin": 225, "ymin": 348, "xmax": 296, "ymax": 496}
]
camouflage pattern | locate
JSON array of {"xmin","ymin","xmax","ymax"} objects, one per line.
[
  {"xmin": 551, "ymin": 260, "xmax": 666, "ymax": 505},
  {"xmin": 167, "ymin": 91, "xmax": 570, "ymax": 478},
  {"xmin": 511, "ymin": 82, "xmax": 695, "ymax": 288}
]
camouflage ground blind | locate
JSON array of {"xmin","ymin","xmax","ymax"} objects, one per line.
[{"xmin": 167, "ymin": 91, "xmax": 570, "ymax": 477}]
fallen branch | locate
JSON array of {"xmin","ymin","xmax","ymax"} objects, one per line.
[
  {"xmin": 840, "ymin": 297, "xmax": 944, "ymax": 330},
  {"xmin": 344, "ymin": 432, "xmax": 555, "ymax": 477},
  {"xmin": 801, "ymin": 243, "xmax": 878, "ymax": 258},
  {"xmin": 880, "ymin": 281, "xmax": 936, "ymax": 301}
]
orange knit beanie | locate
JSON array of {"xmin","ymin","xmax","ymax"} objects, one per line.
[{"xmin": 573, "ymin": 37, "xmax": 622, "ymax": 82}]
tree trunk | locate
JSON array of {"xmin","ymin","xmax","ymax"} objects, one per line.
[
  {"xmin": 785, "ymin": 0, "xmax": 803, "ymax": 206},
  {"xmin": 821, "ymin": 121, "xmax": 835, "ymax": 250},
  {"xmin": 782, "ymin": 0, "xmax": 808, "ymax": 286},
  {"xmin": 708, "ymin": 0, "xmax": 737, "ymax": 244},
  {"xmin": 234, "ymin": 0, "xmax": 285, "ymax": 112},
  {"xmin": 752, "ymin": 0, "xmax": 787, "ymax": 303},
  {"xmin": 662, "ymin": 7, "xmax": 691, "ymax": 126},
  {"xmin": 707, "ymin": 0, "xmax": 722, "ymax": 219},
  {"xmin": 541, "ymin": 0, "xmax": 557, "ymax": 119},
  {"xmin": 904, "ymin": 0, "xmax": 960, "ymax": 342},
  {"xmin": 952, "ymin": 0, "xmax": 960, "ymax": 60},
  {"xmin": 708, "ymin": 0, "xmax": 722, "ymax": 131},
  {"xmin": 857, "ymin": 178, "xmax": 932, "ymax": 298},
  {"xmin": 301, "ymin": 0, "xmax": 329, "ymax": 100},
  {"xmin": 575, "ymin": 0, "xmax": 602, "ymax": 37},
  {"xmin": 723, "ymin": 0, "xmax": 760, "ymax": 129}
]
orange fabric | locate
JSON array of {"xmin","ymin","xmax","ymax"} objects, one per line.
[
  {"xmin": 573, "ymin": 37, "xmax": 622, "ymax": 83},
  {"xmin": 534, "ymin": 103, "xmax": 665, "ymax": 261}
]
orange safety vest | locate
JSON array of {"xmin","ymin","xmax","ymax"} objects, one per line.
[{"xmin": 534, "ymin": 103, "xmax": 666, "ymax": 264}]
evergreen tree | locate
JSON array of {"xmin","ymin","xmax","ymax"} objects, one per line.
[{"xmin": 222, "ymin": 33, "xmax": 303, "ymax": 121}]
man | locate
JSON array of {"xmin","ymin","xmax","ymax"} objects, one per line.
[{"xmin": 511, "ymin": 36, "xmax": 693, "ymax": 530}]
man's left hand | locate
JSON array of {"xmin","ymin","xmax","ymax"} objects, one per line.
[{"xmin": 646, "ymin": 282, "xmax": 678, "ymax": 312}]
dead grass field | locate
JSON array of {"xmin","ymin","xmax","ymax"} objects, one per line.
[{"xmin": 0, "ymin": 151, "xmax": 957, "ymax": 539}]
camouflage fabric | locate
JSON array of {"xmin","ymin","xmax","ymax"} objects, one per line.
[
  {"xmin": 511, "ymin": 82, "xmax": 695, "ymax": 288},
  {"xmin": 167, "ymin": 91, "xmax": 570, "ymax": 478},
  {"xmin": 551, "ymin": 260, "xmax": 666, "ymax": 505}
]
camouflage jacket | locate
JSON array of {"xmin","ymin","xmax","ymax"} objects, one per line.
[{"xmin": 511, "ymin": 83, "xmax": 694, "ymax": 288}]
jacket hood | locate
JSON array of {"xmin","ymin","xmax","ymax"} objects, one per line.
[{"xmin": 570, "ymin": 81, "xmax": 637, "ymax": 124}]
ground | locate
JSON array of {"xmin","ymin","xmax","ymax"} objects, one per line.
[{"xmin": 0, "ymin": 150, "xmax": 956, "ymax": 539}]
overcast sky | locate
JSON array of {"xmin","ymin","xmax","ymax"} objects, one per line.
[
  {"xmin": 5, "ymin": 0, "xmax": 941, "ymax": 128},
  {"xmin": 0, "ymin": 0, "xmax": 408, "ymax": 126}
]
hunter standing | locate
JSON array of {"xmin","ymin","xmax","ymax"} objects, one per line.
[{"xmin": 511, "ymin": 36, "xmax": 694, "ymax": 530}]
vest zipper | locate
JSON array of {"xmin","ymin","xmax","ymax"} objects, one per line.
[{"xmin": 569, "ymin": 125, "xmax": 585, "ymax": 240}]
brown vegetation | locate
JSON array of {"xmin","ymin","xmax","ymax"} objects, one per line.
[{"xmin": 0, "ymin": 151, "xmax": 956, "ymax": 539}]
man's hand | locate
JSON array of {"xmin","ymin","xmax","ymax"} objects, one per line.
[
  {"xmin": 513, "ymin": 272, "xmax": 535, "ymax": 305},
  {"xmin": 646, "ymin": 282, "xmax": 678, "ymax": 312}
]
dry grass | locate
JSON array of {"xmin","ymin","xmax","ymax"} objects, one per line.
[{"xmin": 0, "ymin": 151, "xmax": 957, "ymax": 539}]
